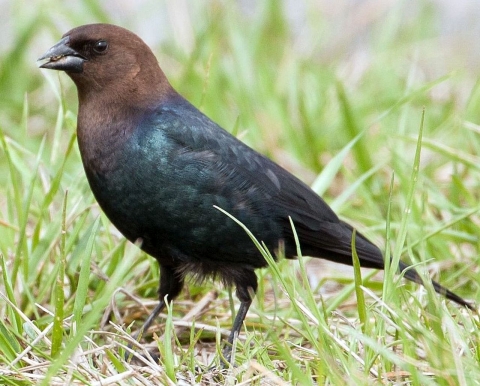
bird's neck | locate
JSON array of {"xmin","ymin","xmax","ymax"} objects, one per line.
[{"xmin": 75, "ymin": 97, "xmax": 146, "ymax": 174}]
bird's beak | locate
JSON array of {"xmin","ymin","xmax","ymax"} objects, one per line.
[{"xmin": 38, "ymin": 36, "xmax": 87, "ymax": 73}]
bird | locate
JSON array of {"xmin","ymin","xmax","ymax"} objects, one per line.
[{"xmin": 38, "ymin": 23, "xmax": 474, "ymax": 363}]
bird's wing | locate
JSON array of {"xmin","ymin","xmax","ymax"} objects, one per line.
[{"xmin": 147, "ymin": 100, "xmax": 384, "ymax": 267}]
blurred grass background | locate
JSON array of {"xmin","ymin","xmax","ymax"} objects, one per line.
[{"xmin": 1, "ymin": 0, "xmax": 480, "ymax": 384}]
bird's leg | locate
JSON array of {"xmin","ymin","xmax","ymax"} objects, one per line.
[
  {"xmin": 222, "ymin": 299, "xmax": 252, "ymax": 364},
  {"xmin": 131, "ymin": 299, "xmax": 166, "ymax": 342},
  {"xmin": 221, "ymin": 269, "xmax": 258, "ymax": 365},
  {"xmin": 127, "ymin": 264, "xmax": 183, "ymax": 358}
]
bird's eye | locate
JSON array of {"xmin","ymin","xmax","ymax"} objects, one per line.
[{"xmin": 93, "ymin": 40, "xmax": 109, "ymax": 54}]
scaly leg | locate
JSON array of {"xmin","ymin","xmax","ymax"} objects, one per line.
[
  {"xmin": 128, "ymin": 264, "xmax": 183, "ymax": 356},
  {"xmin": 222, "ymin": 269, "xmax": 258, "ymax": 364}
]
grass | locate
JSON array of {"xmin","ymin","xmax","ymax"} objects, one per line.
[{"xmin": 1, "ymin": 0, "xmax": 480, "ymax": 384}]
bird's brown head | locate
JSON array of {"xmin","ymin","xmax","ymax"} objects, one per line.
[{"xmin": 39, "ymin": 23, "xmax": 173, "ymax": 105}]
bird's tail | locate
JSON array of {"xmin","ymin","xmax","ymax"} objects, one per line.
[{"xmin": 398, "ymin": 260, "xmax": 475, "ymax": 311}]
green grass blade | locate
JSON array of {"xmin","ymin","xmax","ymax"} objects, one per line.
[
  {"xmin": 51, "ymin": 191, "xmax": 68, "ymax": 357},
  {"xmin": 72, "ymin": 218, "xmax": 100, "ymax": 327},
  {"xmin": 351, "ymin": 229, "xmax": 367, "ymax": 333},
  {"xmin": 311, "ymin": 131, "xmax": 364, "ymax": 196},
  {"xmin": 390, "ymin": 109, "xmax": 425, "ymax": 281},
  {"xmin": 162, "ymin": 298, "xmax": 177, "ymax": 383}
]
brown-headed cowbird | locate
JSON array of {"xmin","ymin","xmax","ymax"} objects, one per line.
[{"xmin": 39, "ymin": 24, "xmax": 474, "ymax": 363}]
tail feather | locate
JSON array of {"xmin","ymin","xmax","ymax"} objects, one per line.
[
  {"xmin": 399, "ymin": 261, "xmax": 475, "ymax": 311},
  {"xmin": 294, "ymin": 221, "xmax": 475, "ymax": 311}
]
